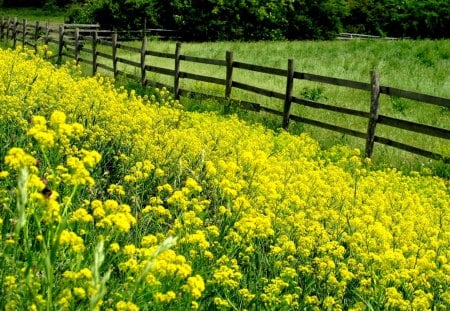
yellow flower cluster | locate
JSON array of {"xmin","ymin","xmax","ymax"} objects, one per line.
[
  {"xmin": 0, "ymin": 47, "xmax": 449, "ymax": 310},
  {"xmin": 59, "ymin": 229, "xmax": 85, "ymax": 253},
  {"xmin": 92, "ymin": 199, "xmax": 136, "ymax": 232}
]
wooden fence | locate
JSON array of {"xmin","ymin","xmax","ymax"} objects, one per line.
[
  {"xmin": 337, "ymin": 33, "xmax": 403, "ymax": 40},
  {"xmin": 1, "ymin": 17, "xmax": 449, "ymax": 163}
]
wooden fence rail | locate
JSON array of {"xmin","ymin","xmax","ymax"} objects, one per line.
[{"xmin": 1, "ymin": 17, "xmax": 449, "ymax": 163}]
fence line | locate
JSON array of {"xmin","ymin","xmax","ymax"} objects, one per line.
[
  {"xmin": 1, "ymin": 17, "xmax": 449, "ymax": 163},
  {"xmin": 337, "ymin": 33, "xmax": 404, "ymax": 40}
]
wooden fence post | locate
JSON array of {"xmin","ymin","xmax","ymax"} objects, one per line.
[
  {"xmin": 44, "ymin": 21, "xmax": 50, "ymax": 46},
  {"xmin": 141, "ymin": 36, "xmax": 147, "ymax": 86},
  {"xmin": 282, "ymin": 59, "xmax": 295, "ymax": 129},
  {"xmin": 225, "ymin": 51, "xmax": 234, "ymax": 99},
  {"xmin": 1, "ymin": 17, "xmax": 6, "ymax": 40},
  {"xmin": 0, "ymin": 17, "xmax": 4, "ymax": 40},
  {"xmin": 75, "ymin": 28, "xmax": 80, "ymax": 65},
  {"xmin": 6, "ymin": 17, "xmax": 11, "ymax": 41},
  {"xmin": 34, "ymin": 21, "xmax": 40, "ymax": 53},
  {"xmin": 112, "ymin": 32, "xmax": 118, "ymax": 78},
  {"xmin": 92, "ymin": 31, "xmax": 98, "ymax": 76},
  {"xmin": 174, "ymin": 42, "xmax": 182, "ymax": 99},
  {"xmin": 12, "ymin": 17, "xmax": 17, "ymax": 48},
  {"xmin": 57, "ymin": 24, "xmax": 65, "ymax": 64},
  {"xmin": 22, "ymin": 19, "xmax": 26, "ymax": 48},
  {"xmin": 365, "ymin": 70, "xmax": 381, "ymax": 158}
]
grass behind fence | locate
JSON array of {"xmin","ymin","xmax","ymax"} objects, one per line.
[{"xmin": 0, "ymin": 7, "xmax": 65, "ymax": 23}]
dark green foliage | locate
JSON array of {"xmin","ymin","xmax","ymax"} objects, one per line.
[
  {"xmin": 2, "ymin": 0, "xmax": 450, "ymax": 40},
  {"xmin": 286, "ymin": 0, "xmax": 349, "ymax": 40},
  {"xmin": 344, "ymin": 0, "xmax": 450, "ymax": 38},
  {"xmin": 66, "ymin": 0, "xmax": 161, "ymax": 29}
]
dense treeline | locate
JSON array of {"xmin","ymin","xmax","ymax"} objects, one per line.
[{"xmin": 1, "ymin": 0, "xmax": 449, "ymax": 40}]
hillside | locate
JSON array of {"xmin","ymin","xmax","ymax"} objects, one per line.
[{"xmin": 0, "ymin": 48, "xmax": 449, "ymax": 310}]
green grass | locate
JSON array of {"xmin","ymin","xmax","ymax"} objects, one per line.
[{"xmin": 0, "ymin": 7, "xmax": 66, "ymax": 23}]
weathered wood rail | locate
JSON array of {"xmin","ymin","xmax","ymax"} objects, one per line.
[{"xmin": 1, "ymin": 17, "xmax": 449, "ymax": 163}]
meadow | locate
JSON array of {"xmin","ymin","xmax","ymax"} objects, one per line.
[
  {"xmin": 80, "ymin": 38, "xmax": 449, "ymax": 171},
  {"xmin": 0, "ymin": 47, "xmax": 450, "ymax": 310}
]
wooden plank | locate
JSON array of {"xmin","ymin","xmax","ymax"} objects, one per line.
[
  {"xmin": 97, "ymin": 63, "xmax": 114, "ymax": 72},
  {"xmin": 99, "ymin": 39, "xmax": 113, "ymax": 47},
  {"xmin": 80, "ymin": 47, "xmax": 94, "ymax": 54},
  {"xmin": 65, "ymin": 46, "xmax": 75, "ymax": 54},
  {"xmin": 232, "ymin": 81, "xmax": 285, "ymax": 100},
  {"xmin": 365, "ymin": 70, "xmax": 380, "ymax": 158},
  {"xmin": 374, "ymin": 136, "xmax": 447, "ymax": 162},
  {"xmin": 63, "ymin": 23, "xmax": 100, "ymax": 28},
  {"xmin": 117, "ymin": 43, "xmax": 141, "ymax": 53},
  {"xmin": 295, "ymin": 72, "xmax": 371, "ymax": 91},
  {"xmin": 146, "ymin": 50, "xmax": 175, "ymax": 59},
  {"xmin": 96, "ymin": 51, "xmax": 113, "ymax": 60},
  {"xmin": 260, "ymin": 106, "xmax": 284, "ymax": 116},
  {"xmin": 117, "ymin": 70, "xmax": 138, "ymax": 81},
  {"xmin": 179, "ymin": 89, "xmax": 262, "ymax": 112},
  {"xmin": 78, "ymin": 57, "xmax": 93, "ymax": 65},
  {"xmin": 292, "ymin": 97, "xmax": 370, "ymax": 118},
  {"xmin": 79, "ymin": 35, "xmax": 93, "ymax": 40},
  {"xmin": 234, "ymin": 61, "xmax": 286, "ymax": 76},
  {"xmin": 48, "ymin": 38, "xmax": 59, "ymax": 44},
  {"xmin": 380, "ymin": 86, "xmax": 450, "ymax": 108},
  {"xmin": 64, "ymin": 40, "xmax": 75, "ymax": 48},
  {"xmin": 26, "ymin": 41, "xmax": 36, "ymax": 48},
  {"xmin": 146, "ymin": 65, "xmax": 175, "ymax": 76},
  {"xmin": 117, "ymin": 57, "xmax": 141, "ymax": 68},
  {"xmin": 282, "ymin": 59, "xmax": 294, "ymax": 129},
  {"xmin": 290, "ymin": 114, "xmax": 367, "ymax": 139},
  {"xmin": 180, "ymin": 72, "xmax": 226, "ymax": 86},
  {"xmin": 378, "ymin": 115, "xmax": 450, "ymax": 139},
  {"xmin": 181, "ymin": 55, "xmax": 226, "ymax": 66},
  {"xmin": 227, "ymin": 98, "xmax": 262, "ymax": 112}
]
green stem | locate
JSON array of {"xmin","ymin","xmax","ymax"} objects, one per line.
[
  {"xmin": 51, "ymin": 184, "xmax": 78, "ymax": 263},
  {"xmin": 45, "ymin": 252, "xmax": 53, "ymax": 311}
]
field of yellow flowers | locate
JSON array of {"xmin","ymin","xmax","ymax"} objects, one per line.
[{"xmin": 0, "ymin": 47, "xmax": 449, "ymax": 310}]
